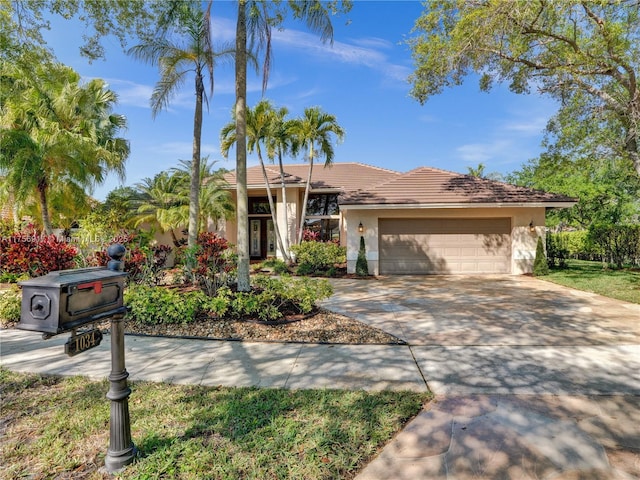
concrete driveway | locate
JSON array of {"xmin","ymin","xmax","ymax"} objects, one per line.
[
  {"xmin": 322, "ymin": 275, "xmax": 640, "ymax": 395},
  {"xmin": 321, "ymin": 275, "xmax": 640, "ymax": 479}
]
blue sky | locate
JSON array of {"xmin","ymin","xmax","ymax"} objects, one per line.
[{"xmin": 42, "ymin": 1, "xmax": 558, "ymax": 201}]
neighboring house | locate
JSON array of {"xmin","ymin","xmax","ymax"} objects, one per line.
[{"xmin": 223, "ymin": 162, "xmax": 576, "ymax": 275}]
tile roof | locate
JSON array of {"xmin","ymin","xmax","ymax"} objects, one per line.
[
  {"xmin": 340, "ymin": 167, "xmax": 576, "ymax": 206},
  {"xmin": 223, "ymin": 163, "xmax": 576, "ymax": 205},
  {"xmin": 223, "ymin": 163, "xmax": 401, "ymax": 192}
]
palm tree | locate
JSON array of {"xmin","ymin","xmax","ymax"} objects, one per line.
[
  {"xmin": 131, "ymin": 158, "xmax": 234, "ymax": 247},
  {"xmin": 289, "ymin": 106, "xmax": 345, "ymax": 244},
  {"xmin": 0, "ymin": 61, "xmax": 129, "ymax": 234},
  {"xmin": 266, "ymin": 105, "xmax": 296, "ymax": 260},
  {"xmin": 233, "ymin": 0, "xmax": 341, "ymax": 291},
  {"xmin": 467, "ymin": 163, "xmax": 486, "ymax": 178},
  {"xmin": 169, "ymin": 158, "xmax": 235, "ymax": 232},
  {"xmin": 132, "ymin": 172, "xmax": 186, "ymax": 247},
  {"xmin": 221, "ymin": 100, "xmax": 290, "ymax": 262},
  {"xmin": 128, "ymin": 1, "xmax": 233, "ymax": 251}
]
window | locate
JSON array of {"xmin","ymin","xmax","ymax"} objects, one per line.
[
  {"xmin": 249, "ymin": 197, "xmax": 274, "ymax": 215},
  {"xmin": 304, "ymin": 194, "xmax": 340, "ymax": 242},
  {"xmin": 303, "ymin": 218, "xmax": 340, "ymax": 242},
  {"xmin": 305, "ymin": 194, "xmax": 339, "ymax": 216}
]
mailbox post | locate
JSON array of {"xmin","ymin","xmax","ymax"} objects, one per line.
[
  {"xmin": 104, "ymin": 243, "xmax": 136, "ymax": 472},
  {"xmin": 17, "ymin": 243, "xmax": 136, "ymax": 473}
]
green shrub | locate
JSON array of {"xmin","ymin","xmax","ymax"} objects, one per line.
[
  {"xmin": 546, "ymin": 233, "xmax": 568, "ymax": 268},
  {"xmin": 295, "ymin": 263, "xmax": 315, "ymax": 276},
  {"xmin": 355, "ymin": 236, "xmax": 369, "ymax": 276},
  {"xmin": 210, "ymin": 276, "xmax": 334, "ymax": 322},
  {"xmin": 124, "ymin": 285, "xmax": 208, "ymax": 325},
  {"xmin": 588, "ymin": 224, "xmax": 640, "ymax": 268},
  {"xmin": 258, "ymin": 257, "xmax": 290, "ymax": 274},
  {"xmin": 124, "ymin": 275, "xmax": 334, "ymax": 324},
  {"xmin": 291, "ymin": 241, "xmax": 346, "ymax": 275},
  {"xmin": 547, "ymin": 231, "xmax": 603, "ymax": 263},
  {"xmin": 253, "ymin": 275, "xmax": 333, "ymax": 315},
  {"xmin": 204, "ymin": 286, "xmax": 232, "ymax": 318},
  {"xmin": 533, "ymin": 236, "xmax": 549, "ymax": 276},
  {"xmin": 0, "ymin": 287, "xmax": 21, "ymax": 326},
  {"xmin": 0, "ymin": 272, "xmax": 29, "ymax": 283}
]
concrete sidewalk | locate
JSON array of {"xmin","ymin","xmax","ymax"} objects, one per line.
[{"xmin": 0, "ymin": 329, "xmax": 427, "ymax": 392}]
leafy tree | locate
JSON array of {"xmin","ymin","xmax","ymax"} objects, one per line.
[
  {"xmin": 127, "ymin": 0, "xmax": 233, "ymax": 251},
  {"xmin": 0, "ymin": 60, "xmax": 129, "ymax": 234},
  {"xmin": 288, "ymin": 106, "xmax": 345, "ymax": 245},
  {"xmin": 232, "ymin": 0, "xmax": 350, "ymax": 291},
  {"xmin": 508, "ymin": 152, "xmax": 640, "ymax": 228},
  {"xmin": 101, "ymin": 186, "xmax": 140, "ymax": 228},
  {"xmin": 408, "ymin": 1, "xmax": 640, "ymax": 177},
  {"xmin": 2, "ymin": 0, "xmax": 162, "ymax": 63}
]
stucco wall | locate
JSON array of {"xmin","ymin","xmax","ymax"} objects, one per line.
[
  {"xmin": 343, "ymin": 207, "xmax": 547, "ymax": 275},
  {"xmin": 220, "ymin": 187, "xmax": 303, "ymax": 261}
]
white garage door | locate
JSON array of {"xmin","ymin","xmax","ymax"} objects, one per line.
[{"xmin": 379, "ymin": 218, "xmax": 511, "ymax": 274}]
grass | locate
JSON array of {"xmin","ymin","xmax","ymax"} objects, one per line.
[
  {"xmin": 541, "ymin": 259, "xmax": 640, "ymax": 304},
  {"xmin": 0, "ymin": 368, "xmax": 431, "ymax": 480}
]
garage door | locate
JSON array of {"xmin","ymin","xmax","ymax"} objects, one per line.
[{"xmin": 379, "ymin": 218, "xmax": 511, "ymax": 274}]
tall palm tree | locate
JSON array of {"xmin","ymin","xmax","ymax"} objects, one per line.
[
  {"xmin": 0, "ymin": 61, "xmax": 129, "ymax": 234},
  {"xmin": 220, "ymin": 100, "xmax": 290, "ymax": 262},
  {"xmin": 289, "ymin": 106, "xmax": 345, "ymax": 244},
  {"xmin": 266, "ymin": 105, "xmax": 296, "ymax": 259},
  {"xmin": 128, "ymin": 1, "xmax": 233, "ymax": 250},
  {"xmin": 233, "ymin": 0, "xmax": 340, "ymax": 290}
]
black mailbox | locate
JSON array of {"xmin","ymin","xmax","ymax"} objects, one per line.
[{"xmin": 17, "ymin": 267, "xmax": 127, "ymax": 335}]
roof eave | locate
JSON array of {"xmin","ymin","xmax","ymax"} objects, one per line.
[{"xmin": 339, "ymin": 201, "xmax": 577, "ymax": 210}]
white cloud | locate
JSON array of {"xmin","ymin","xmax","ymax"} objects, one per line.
[
  {"xmin": 503, "ymin": 117, "xmax": 548, "ymax": 135},
  {"xmin": 272, "ymin": 28, "xmax": 409, "ymax": 82},
  {"xmin": 456, "ymin": 140, "xmax": 512, "ymax": 163},
  {"xmin": 351, "ymin": 36, "xmax": 394, "ymax": 50}
]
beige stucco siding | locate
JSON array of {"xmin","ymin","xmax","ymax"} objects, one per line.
[
  {"xmin": 345, "ymin": 207, "xmax": 545, "ymax": 275},
  {"xmin": 221, "ymin": 186, "xmax": 304, "ymax": 260}
]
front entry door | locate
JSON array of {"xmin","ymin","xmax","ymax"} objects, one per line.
[{"xmin": 250, "ymin": 219, "xmax": 276, "ymax": 259}]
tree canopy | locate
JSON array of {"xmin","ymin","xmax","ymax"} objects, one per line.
[
  {"xmin": 0, "ymin": 60, "xmax": 129, "ymax": 233},
  {"xmin": 2, "ymin": 0, "xmax": 161, "ymax": 63},
  {"xmin": 408, "ymin": 0, "xmax": 640, "ymax": 177}
]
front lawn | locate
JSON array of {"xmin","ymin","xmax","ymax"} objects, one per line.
[
  {"xmin": 0, "ymin": 369, "xmax": 430, "ymax": 480},
  {"xmin": 542, "ymin": 259, "xmax": 640, "ymax": 304}
]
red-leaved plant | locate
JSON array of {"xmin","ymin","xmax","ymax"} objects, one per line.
[{"xmin": 0, "ymin": 228, "xmax": 78, "ymax": 277}]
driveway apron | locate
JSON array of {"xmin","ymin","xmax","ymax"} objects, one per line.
[{"xmin": 322, "ymin": 275, "xmax": 640, "ymax": 480}]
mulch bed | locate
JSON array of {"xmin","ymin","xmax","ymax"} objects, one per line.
[{"xmin": 122, "ymin": 309, "xmax": 405, "ymax": 345}]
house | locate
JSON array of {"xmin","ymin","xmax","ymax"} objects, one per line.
[{"xmin": 223, "ymin": 162, "xmax": 576, "ymax": 275}]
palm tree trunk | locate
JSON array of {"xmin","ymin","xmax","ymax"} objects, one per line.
[
  {"xmin": 257, "ymin": 149, "xmax": 290, "ymax": 262},
  {"xmin": 297, "ymin": 145, "xmax": 314, "ymax": 244},
  {"xmin": 170, "ymin": 229, "xmax": 181, "ymax": 248},
  {"xmin": 37, "ymin": 178, "xmax": 53, "ymax": 235},
  {"xmin": 277, "ymin": 150, "xmax": 291, "ymax": 260},
  {"xmin": 236, "ymin": 0, "xmax": 251, "ymax": 292},
  {"xmin": 189, "ymin": 73, "xmax": 203, "ymax": 250}
]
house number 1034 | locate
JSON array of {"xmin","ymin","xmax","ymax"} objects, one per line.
[{"xmin": 65, "ymin": 329, "xmax": 103, "ymax": 357}]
